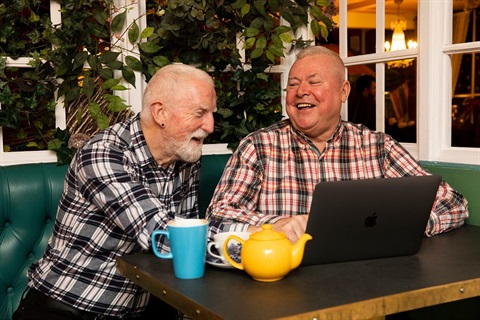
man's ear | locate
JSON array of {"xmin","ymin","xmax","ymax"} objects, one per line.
[
  {"xmin": 149, "ymin": 101, "xmax": 166, "ymax": 126},
  {"xmin": 341, "ymin": 80, "xmax": 351, "ymax": 103}
]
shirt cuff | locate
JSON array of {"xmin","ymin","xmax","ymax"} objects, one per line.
[{"xmin": 227, "ymin": 223, "xmax": 251, "ymax": 232}]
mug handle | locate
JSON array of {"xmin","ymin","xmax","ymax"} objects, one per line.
[
  {"xmin": 151, "ymin": 230, "xmax": 173, "ymax": 259},
  {"xmin": 207, "ymin": 242, "xmax": 225, "ymax": 261}
]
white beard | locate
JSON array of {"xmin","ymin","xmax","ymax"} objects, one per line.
[{"xmin": 175, "ymin": 129, "xmax": 208, "ymax": 163}]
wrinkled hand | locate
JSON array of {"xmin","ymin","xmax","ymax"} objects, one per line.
[
  {"xmin": 271, "ymin": 215, "xmax": 309, "ymax": 244},
  {"xmin": 248, "ymin": 216, "xmax": 309, "ymax": 244}
]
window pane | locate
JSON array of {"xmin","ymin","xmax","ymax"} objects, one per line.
[
  {"xmin": 452, "ymin": 96, "xmax": 480, "ymax": 148},
  {"xmin": 1, "ymin": 67, "xmax": 56, "ymax": 152},
  {"xmin": 347, "ymin": 64, "xmax": 376, "ymax": 130},
  {"xmin": 0, "ymin": 1, "xmax": 51, "ymax": 57},
  {"xmin": 451, "ymin": 51, "xmax": 480, "ymax": 148},
  {"xmin": 385, "ymin": 59, "xmax": 417, "ymax": 143},
  {"xmin": 385, "ymin": 0, "xmax": 417, "ymax": 52},
  {"xmin": 453, "ymin": 4, "xmax": 479, "ymax": 44},
  {"xmin": 451, "ymin": 7, "xmax": 479, "ymax": 148},
  {"xmin": 454, "ymin": 53, "xmax": 474, "ymax": 95},
  {"xmin": 347, "ymin": 1, "xmax": 375, "ymax": 56}
]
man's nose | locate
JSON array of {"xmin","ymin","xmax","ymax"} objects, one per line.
[
  {"xmin": 296, "ymin": 82, "xmax": 310, "ymax": 96},
  {"xmin": 202, "ymin": 112, "xmax": 215, "ymax": 134}
]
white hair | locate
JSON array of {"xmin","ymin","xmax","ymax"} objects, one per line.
[{"xmin": 141, "ymin": 64, "xmax": 214, "ymax": 120}]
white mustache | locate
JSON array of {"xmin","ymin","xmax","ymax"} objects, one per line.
[{"xmin": 190, "ymin": 129, "xmax": 209, "ymax": 140}]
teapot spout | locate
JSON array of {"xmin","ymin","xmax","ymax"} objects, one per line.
[{"xmin": 291, "ymin": 233, "xmax": 313, "ymax": 269}]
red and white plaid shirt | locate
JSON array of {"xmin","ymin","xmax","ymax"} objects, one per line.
[{"xmin": 207, "ymin": 119, "xmax": 469, "ymax": 237}]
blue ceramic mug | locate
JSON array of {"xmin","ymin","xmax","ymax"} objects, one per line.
[{"xmin": 151, "ymin": 219, "xmax": 208, "ymax": 279}]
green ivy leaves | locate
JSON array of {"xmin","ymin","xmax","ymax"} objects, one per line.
[
  {"xmin": 111, "ymin": 10, "xmax": 127, "ymax": 33},
  {"xmin": 0, "ymin": 0, "xmax": 336, "ymax": 162}
]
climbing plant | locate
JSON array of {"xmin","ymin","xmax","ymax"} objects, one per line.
[{"xmin": 0, "ymin": 0, "xmax": 336, "ymax": 164}]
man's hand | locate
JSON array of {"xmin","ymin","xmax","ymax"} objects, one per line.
[
  {"xmin": 271, "ymin": 215, "xmax": 309, "ymax": 244},
  {"xmin": 246, "ymin": 215, "xmax": 309, "ymax": 244}
]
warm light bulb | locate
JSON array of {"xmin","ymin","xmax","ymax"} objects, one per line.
[{"xmin": 407, "ymin": 40, "xmax": 418, "ymax": 49}]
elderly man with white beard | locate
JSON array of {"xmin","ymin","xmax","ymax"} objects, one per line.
[{"xmin": 14, "ymin": 64, "xmax": 217, "ymax": 320}]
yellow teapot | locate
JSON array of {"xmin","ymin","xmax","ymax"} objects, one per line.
[{"xmin": 223, "ymin": 224, "xmax": 312, "ymax": 282}]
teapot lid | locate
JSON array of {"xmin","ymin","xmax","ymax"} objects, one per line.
[{"xmin": 250, "ymin": 224, "xmax": 286, "ymax": 241}]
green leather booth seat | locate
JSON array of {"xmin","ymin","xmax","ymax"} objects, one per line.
[
  {"xmin": 0, "ymin": 154, "xmax": 231, "ymax": 320},
  {"xmin": 0, "ymin": 163, "xmax": 68, "ymax": 320},
  {"xmin": 1, "ymin": 156, "xmax": 478, "ymax": 320},
  {"xmin": 198, "ymin": 154, "xmax": 231, "ymax": 217}
]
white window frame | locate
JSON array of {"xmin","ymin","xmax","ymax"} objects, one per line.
[
  {"xmin": 418, "ymin": 0, "xmax": 480, "ymax": 165},
  {"xmin": 339, "ymin": 0, "xmax": 420, "ymax": 158},
  {"xmin": 338, "ymin": 0, "xmax": 480, "ymax": 165}
]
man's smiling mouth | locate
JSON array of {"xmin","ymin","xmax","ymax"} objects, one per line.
[{"xmin": 296, "ymin": 103, "xmax": 315, "ymax": 110}]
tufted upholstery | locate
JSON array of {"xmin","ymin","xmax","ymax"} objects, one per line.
[
  {"xmin": 0, "ymin": 163, "xmax": 68, "ymax": 320},
  {"xmin": 1, "ymin": 157, "xmax": 477, "ymax": 320},
  {"xmin": 0, "ymin": 154, "xmax": 231, "ymax": 320},
  {"xmin": 198, "ymin": 154, "xmax": 231, "ymax": 217}
]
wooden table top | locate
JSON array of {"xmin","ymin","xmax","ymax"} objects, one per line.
[{"xmin": 116, "ymin": 225, "xmax": 480, "ymax": 320}]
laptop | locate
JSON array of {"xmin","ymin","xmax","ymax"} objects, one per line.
[{"xmin": 301, "ymin": 175, "xmax": 442, "ymax": 266}]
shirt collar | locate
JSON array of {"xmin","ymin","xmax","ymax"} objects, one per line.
[
  {"xmin": 129, "ymin": 114, "xmax": 157, "ymax": 167},
  {"xmin": 329, "ymin": 118, "xmax": 345, "ymax": 144},
  {"xmin": 288, "ymin": 117, "xmax": 344, "ymax": 149}
]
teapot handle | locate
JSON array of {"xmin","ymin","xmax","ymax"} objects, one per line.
[{"xmin": 223, "ymin": 235, "xmax": 245, "ymax": 270}]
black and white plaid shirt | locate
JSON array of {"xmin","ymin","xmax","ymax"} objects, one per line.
[{"xmin": 28, "ymin": 114, "xmax": 200, "ymax": 317}]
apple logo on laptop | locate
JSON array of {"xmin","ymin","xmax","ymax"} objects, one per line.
[{"xmin": 364, "ymin": 212, "xmax": 377, "ymax": 227}]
